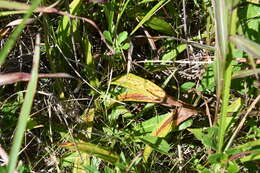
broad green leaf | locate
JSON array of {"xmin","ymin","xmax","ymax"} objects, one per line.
[
  {"xmin": 61, "ymin": 152, "xmax": 90, "ymax": 173},
  {"xmin": 103, "ymin": 30, "xmax": 113, "ymax": 44},
  {"xmin": 109, "ymin": 105, "xmax": 133, "ymax": 120},
  {"xmin": 121, "ymin": 43, "xmax": 130, "ymax": 50},
  {"xmin": 188, "ymin": 127, "xmax": 218, "ymax": 150},
  {"xmin": 112, "ymin": 73, "xmax": 165, "ymax": 97},
  {"xmin": 81, "ymin": 108, "xmax": 95, "ymax": 139},
  {"xmin": 208, "ymin": 153, "xmax": 228, "ymax": 164},
  {"xmin": 227, "ymin": 98, "xmax": 241, "ymax": 113},
  {"xmin": 214, "ymin": 0, "xmax": 229, "ymax": 60},
  {"xmin": 175, "ymin": 118, "xmax": 193, "ymax": 131},
  {"xmin": 162, "ymin": 44, "xmax": 187, "ymax": 62},
  {"xmin": 227, "ymin": 161, "xmax": 240, "ymax": 173},
  {"xmin": 144, "ymin": 17, "xmax": 175, "ymax": 34},
  {"xmin": 181, "ymin": 82, "xmax": 196, "ymax": 92},
  {"xmin": 140, "ymin": 136, "xmax": 170, "ymax": 154},
  {"xmin": 230, "ymin": 35, "xmax": 260, "ymax": 58},
  {"xmin": 60, "ymin": 142, "xmax": 119, "ymax": 164},
  {"xmin": 73, "ymin": 153, "xmax": 90, "ymax": 173},
  {"xmin": 61, "ymin": 152, "xmax": 77, "ymax": 167},
  {"xmin": 134, "ymin": 113, "xmax": 170, "ymax": 134},
  {"xmin": 116, "ymin": 90, "xmax": 162, "ymax": 103},
  {"xmin": 143, "ymin": 112, "xmax": 175, "ymax": 161},
  {"xmin": 200, "ymin": 64, "xmax": 215, "ymax": 93},
  {"xmin": 112, "ymin": 73, "xmax": 183, "ymax": 107},
  {"xmin": 117, "ymin": 31, "xmax": 128, "ymax": 45},
  {"xmin": 244, "ymin": 3, "xmax": 260, "ymax": 39},
  {"xmin": 143, "ymin": 108, "xmax": 197, "ymax": 161},
  {"xmin": 130, "ymin": 0, "xmax": 167, "ymax": 35}
]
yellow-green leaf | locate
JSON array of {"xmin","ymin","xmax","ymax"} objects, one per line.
[
  {"xmin": 143, "ymin": 107, "xmax": 198, "ymax": 161},
  {"xmin": 227, "ymin": 98, "xmax": 241, "ymax": 113},
  {"xmin": 60, "ymin": 142, "xmax": 119, "ymax": 164},
  {"xmin": 112, "ymin": 73, "xmax": 183, "ymax": 107}
]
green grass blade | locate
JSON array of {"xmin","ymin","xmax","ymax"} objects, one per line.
[
  {"xmin": 57, "ymin": 0, "xmax": 82, "ymax": 38},
  {"xmin": 0, "ymin": 0, "xmax": 41, "ymax": 66},
  {"xmin": 0, "ymin": 10, "xmax": 27, "ymax": 17},
  {"xmin": 230, "ymin": 35, "xmax": 260, "ymax": 58},
  {"xmin": 213, "ymin": 0, "xmax": 235, "ymax": 153},
  {"xmin": 214, "ymin": 0, "xmax": 229, "ymax": 60},
  {"xmin": 130, "ymin": 0, "xmax": 168, "ymax": 36},
  {"xmin": 7, "ymin": 34, "xmax": 41, "ymax": 173},
  {"xmin": 212, "ymin": 0, "xmax": 229, "ymax": 128},
  {"xmin": 232, "ymin": 68, "xmax": 260, "ymax": 79},
  {"xmin": 218, "ymin": 61, "xmax": 233, "ymax": 153},
  {"xmin": 226, "ymin": 139, "xmax": 260, "ymax": 156},
  {"xmin": 0, "ymin": 0, "xmax": 31, "ymax": 10},
  {"xmin": 115, "ymin": 0, "xmax": 131, "ymax": 32}
]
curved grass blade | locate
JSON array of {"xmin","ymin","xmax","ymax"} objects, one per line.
[
  {"xmin": 7, "ymin": 34, "xmax": 41, "ymax": 173},
  {"xmin": 130, "ymin": 0, "xmax": 168, "ymax": 36}
]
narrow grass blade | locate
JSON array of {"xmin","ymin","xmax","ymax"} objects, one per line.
[
  {"xmin": 0, "ymin": 0, "xmax": 41, "ymax": 65},
  {"xmin": 212, "ymin": 0, "xmax": 231, "ymax": 126},
  {"xmin": 232, "ymin": 69, "xmax": 260, "ymax": 79},
  {"xmin": 230, "ymin": 35, "xmax": 260, "ymax": 58},
  {"xmin": 57, "ymin": 0, "xmax": 82, "ymax": 38},
  {"xmin": 130, "ymin": 0, "xmax": 167, "ymax": 35},
  {"xmin": 226, "ymin": 139, "xmax": 260, "ymax": 155},
  {"xmin": 224, "ymin": 95, "xmax": 260, "ymax": 151},
  {"xmin": 7, "ymin": 34, "xmax": 41, "ymax": 173},
  {"xmin": 247, "ymin": 0, "xmax": 260, "ymax": 4},
  {"xmin": 0, "ymin": 10, "xmax": 27, "ymax": 17},
  {"xmin": 214, "ymin": 0, "xmax": 229, "ymax": 60},
  {"xmin": 239, "ymin": 152, "xmax": 260, "ymax": 162},
  {"xmin": 0, "ymin": 0, "xmax": 32, "ymax": 10},
  {"xmin": 213, "ymin": 0, "xmax": 236, "ymax": 154}
]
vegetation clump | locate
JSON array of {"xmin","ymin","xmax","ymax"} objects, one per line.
[{"xmin": 0, "ymin": 0, "xmax": 259, "ymax": 172}]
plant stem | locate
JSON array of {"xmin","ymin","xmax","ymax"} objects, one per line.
[{"xmin": 217, "ymin": 60, "xmax": 233, "ymax": 153}]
